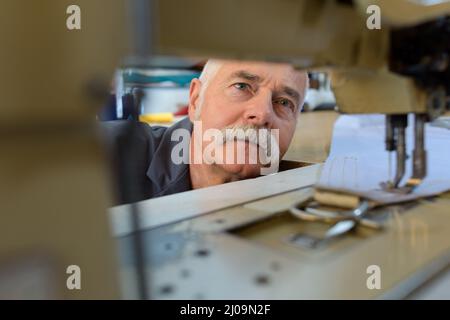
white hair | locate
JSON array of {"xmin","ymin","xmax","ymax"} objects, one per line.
[
  {"xmin": 195, "ymin": 59, "xmax": 224, "ymax": 119},
  {"xmin": 199, "ymin": 59, "xmax": 223, "ymax": 88}
]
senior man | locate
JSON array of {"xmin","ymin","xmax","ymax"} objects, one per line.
[{"xmin": 104, "ymin": 60, "xmax": 309, "ymax": 205}]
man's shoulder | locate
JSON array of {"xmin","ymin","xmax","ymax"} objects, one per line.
[
  {"xmin": 99, "ymin": 117, "xmax": 193, "ymax": 179},
  {"xmin": 99, "ymin": 117, "xmax": 192, "ymax": 145},
  {"xmin": 99, "ymin": 120, "xmax": 166, "ymax": 144},
  {"xmin": 99, "ymin": 117, "xmax": 193, "ymax": 204}
]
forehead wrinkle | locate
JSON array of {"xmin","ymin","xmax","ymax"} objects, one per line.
[{"xmin": 227, "ymin": 70, "xmax": 263, "ymax": 83}]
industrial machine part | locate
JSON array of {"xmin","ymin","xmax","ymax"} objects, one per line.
[
  {"xmin": 148, "ymin": 0, "xmax": 450, "ymax": 192},
  {"xmin": 0, "ymin": 0, "xmax": 130, "ymax": 298},
  {"xmin": 111, "ymin": 165, "xmax": 450, "ymax": 299}
]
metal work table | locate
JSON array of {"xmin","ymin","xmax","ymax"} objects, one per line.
[{"xmin": 110, "ymin": 163, "xmax": 450, "ymax": 299}]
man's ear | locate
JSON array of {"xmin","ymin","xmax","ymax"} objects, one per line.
[{"xmin": 188, "ymin": 78, "xmax": 202, "ymax": 122}]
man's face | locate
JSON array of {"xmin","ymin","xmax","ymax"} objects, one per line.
[{"xmin": 188, "ymin": 60, "xmax": 308, "ymax": 180}]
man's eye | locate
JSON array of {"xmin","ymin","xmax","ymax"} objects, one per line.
[
  {"xmin": 276, "ymin": 98, "xmax": 294, "ymax": 110},
  {"xmin": 233, "ymin": 82, "xmax": 250, "ymax": 90}
]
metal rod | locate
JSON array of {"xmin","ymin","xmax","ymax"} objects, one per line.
[
  {"xmin": 385, "ymin": 115, "xmax": 395, "ymax": 152},
  {"xmin": 393, "ymin": 125, "xmax": 406, "ymax": 188},
  {"xmin": 123, "ymin": 116, "xmax": 149, "ymax": 300},
  {"xmin": 412, "ymin": 114, "xmax": 427, "ymax": 180},
  {"xmin": 123, "ymin": 0, "xmax": 154, "ymax": 300}
]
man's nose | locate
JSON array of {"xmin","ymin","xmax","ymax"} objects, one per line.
[{"xmin": 243, "ymin": 91, "xmax": 275, "ymax": 128}]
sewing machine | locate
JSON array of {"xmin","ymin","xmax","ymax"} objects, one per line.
[
  {"xmin": 151, "ymin": 0, "xmax": 450, "ymax": 191},
  {"xmin": 1, "ymin": 0, "xmax": 450, "ymax": 299},
  {"xmin": 112, "ymin": 0, "xmax": 450, "ymax": 299}
]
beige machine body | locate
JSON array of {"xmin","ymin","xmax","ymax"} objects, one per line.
[
  {"xmin": 152, "ymin": 0, "xmax": 450, "ymax": 191},
  {"xmin": 0, "ymin": 0, "xmax": 129, "ymax": 299}
]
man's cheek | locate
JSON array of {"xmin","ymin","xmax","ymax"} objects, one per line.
[
  {"xmin": 278, "ymin": 138, "xmax": 290, "ymax": 158},
  {"xmin": 282, "ymin": 128, "xmax": 296, "ymax": 150}
]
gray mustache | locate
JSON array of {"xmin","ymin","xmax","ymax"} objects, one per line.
[{"xmin": 219, "ymin": 125, "xmax": 274, "ymax": 151}]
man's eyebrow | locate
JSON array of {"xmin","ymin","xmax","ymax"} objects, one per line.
[
  {"xmin": 281, "ymin": 85, "xmax": 301, "ymax": 103},
  {"xmin": 228, "ymin": 70, "xmax": 262, "ymax": 83}
]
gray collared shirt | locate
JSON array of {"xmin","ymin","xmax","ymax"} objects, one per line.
[{"xmin": 101, "ymin": 117, "xmax": 193, "ymax": 205}]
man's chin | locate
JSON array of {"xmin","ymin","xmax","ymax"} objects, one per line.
[
  {"xmin": 215, "ymin": 162, "xmax": 262, "ymax": 179},
  {"xmin": 208, "ymin": 140, "xmax": 273, "ymax": 178}
]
